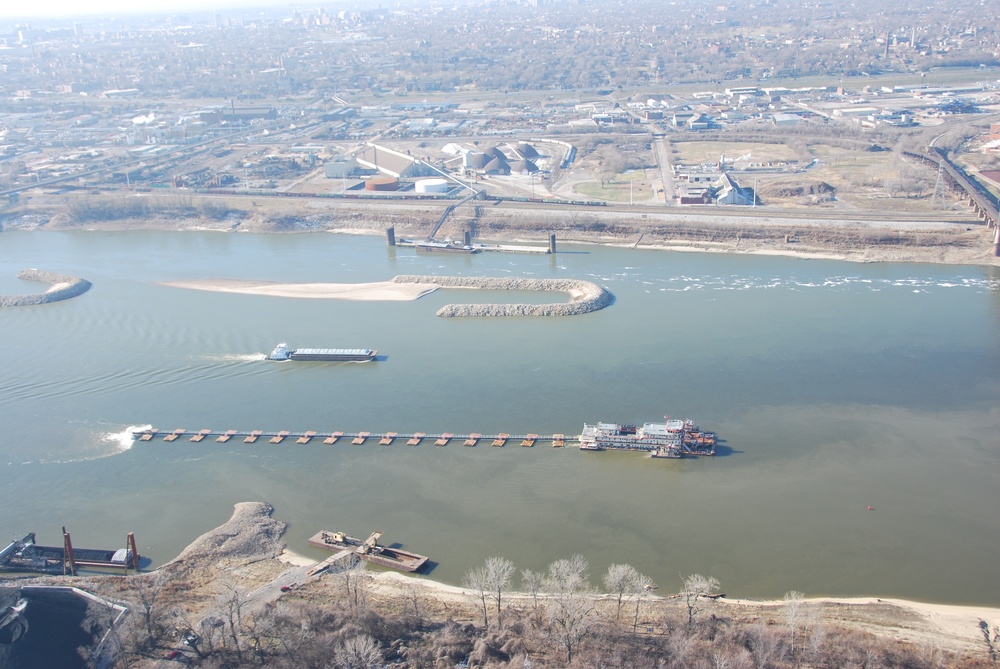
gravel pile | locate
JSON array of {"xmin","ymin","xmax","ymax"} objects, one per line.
[
  {"xmin": 393, "ymin": 274, "xmax": 614, "ymax": 317},
  {"xmin": 0, "ymin": 269, "xmax": 92, "ymax": 307}
]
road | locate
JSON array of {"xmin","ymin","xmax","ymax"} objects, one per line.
[{"xmin": 653, "ymin": 136, "xmax": 676, "ymax": 205}]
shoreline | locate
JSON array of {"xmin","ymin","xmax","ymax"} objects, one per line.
[
  {"xmin": 10, "ymin": 502, "xmax": 997, "ymax": 659},
  {"xmin": 5, "ymin": 203, "xmax": 999, "ymax": 267},
  {"xmin": 368, "ymin": 572, "xmax": 1000, "ymax": 655}
]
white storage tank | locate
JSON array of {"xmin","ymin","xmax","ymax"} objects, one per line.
[{"xmin": 415, "ymin": 178, "xmax": 450, "ymax": 194}]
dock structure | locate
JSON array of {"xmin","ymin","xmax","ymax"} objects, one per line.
[
  {"xmin": 1, "ymin": 530, "xmax": 140, "ymax": 575},
  {"xmin": 132, "ymin": 427, "xmax": 572, "ymax": 448}
]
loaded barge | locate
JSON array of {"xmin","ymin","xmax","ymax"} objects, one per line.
[
  {"xmin": 267, "ymin": 343, "xmax": 377, "ymax": 362},
  {"xmin": 579, "ymin": 417, "xmax": 716, "ymax": 457},
  {"xmin": 0, "ymin": 530, "xmax": 140, "ymax": 574},
  {"xmin": 308, "ymin": 530, "xmax": 428, "ymax": 573}
]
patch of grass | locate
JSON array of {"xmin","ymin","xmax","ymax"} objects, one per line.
[
  {"xmin": 574, "ymin": 178, "xmax": 654, "ymax": 202},
  {"xmin": 672, "ymin": 141, "xmax": 799, "ymax": 165}
]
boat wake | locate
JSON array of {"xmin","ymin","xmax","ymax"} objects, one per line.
[
  {"xmin": 102, "ymin": 424, "xmax": 152, "ymax": 454},
  {"xmin": 202, "ymin": 353, "xmax": 267, "ymax": 363}
]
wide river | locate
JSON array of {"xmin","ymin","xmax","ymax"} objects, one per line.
[{"xmin": 1, "ymin": 230, "xmax": 999, "ymax": 605}]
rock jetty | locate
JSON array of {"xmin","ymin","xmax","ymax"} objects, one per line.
[
  {"xmin": 393, "ymin": 274, "xmax": 614, "ymax": 317},
  {"xmin": 0, "ymin": 269, "xmax": 92, "ymax": 307}
]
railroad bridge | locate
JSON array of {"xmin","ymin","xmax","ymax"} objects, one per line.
[{"xmin": 905, "ymin": 149, "xmax": 1000, "ymax": 255}]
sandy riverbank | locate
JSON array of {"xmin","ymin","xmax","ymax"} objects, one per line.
[
  {"xmin": 159, "ymin": 278, "xmax": 440, "ymax": 301},
  {"xmin": 15, "ymin": 502, "xmax": 996, "ymax": 663},
  {"xmin": 266, "ymin": 542, "xmax": 1000, "ymax": 655},
  {"xmin": 203, "ymin": 507, "xmax": 1000, "ymax": 657},
  {"xmin": 367, "ymin": 570, "xmax": 1000, "ymax": 656}
]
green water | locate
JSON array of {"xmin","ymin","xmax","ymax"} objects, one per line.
[{"xmin": 1, "ymin": 230, "xmax": 999, "ymax": 605}]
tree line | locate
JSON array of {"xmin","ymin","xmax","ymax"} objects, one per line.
[{"xmin": 71, "ymin": 552, "xmax": 998, "ymax": 669}]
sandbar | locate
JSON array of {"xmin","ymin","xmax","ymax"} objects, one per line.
[{"xmin": 160, "ymin": 278, "xmax": 439, "ymax": 301}]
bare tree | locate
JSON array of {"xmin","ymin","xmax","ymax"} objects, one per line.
[
  {"xmin": 681, "ymin": 573, "xmax": 720, "ymax": 628},
  {"xmin": 602, "ymin": 562, "xmax": 653, "ymax": 629},
  {"xmin": 630, "ymin": 571, "xmax": 655, "ymax": 635},
  {"xmin": 483, "ymin": 556, "xmax": 516, "ymax": 628},
  {"xmin": 543, "ymin": 555, "xmax": 594, "ymax": 663},
  {"xmin": 603, "ymin": 563, "xmax": 638, "ymax": 624},
  {"xmin": 337, "ymin": 556, "xmax": 369, "ymax": 610},
  {"xmin": 334, "ymin": 634, "xmax": 383, "ymax": 669},
  {"xmin": 521, "ymin": 569, "xmax": 544, "ymax": 613},
  {"xmin": 784, "ymin": 590, "xmax": 805, "ymax": 654},
  {"xmin": 463, "ymin": 564, "xmax": 490, "ymax": 627},
  {"xmin": 747, "ymin": 622, "xmax": 786, "ymax": 669},
  {"xmin": 129, "ymin": 571, "xmax": 166, "ymax": 651},
  {"xmin": 219, "ymin": 577, "xmax": 249, "ymax": 661}
]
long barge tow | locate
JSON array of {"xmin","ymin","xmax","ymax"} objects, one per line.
[
  {"xmin": 130, "ymin": 420, "xmax": 718, "ymax": 458},
  {"xmin": 308, "ymin": 530, "xmax": 428, "ymax": 573},
  {"xmin": 131, "ymin": 427, "xmax": 572, "ymax": 447}
]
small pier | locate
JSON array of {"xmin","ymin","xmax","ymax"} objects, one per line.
[{"xmin": 132, "ymin": 427, "xmax": 573, "ymax": 448}]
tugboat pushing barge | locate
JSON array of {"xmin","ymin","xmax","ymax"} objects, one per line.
[
  {"xmin": 267, "ymin": 343, "xmax": 377, "ymax": 362},
  {"xmin": 579, "ymin": 417, "xmax": 716, "ymax": 457}
]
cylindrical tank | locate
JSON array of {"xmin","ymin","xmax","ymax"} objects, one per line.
[
  {"xmin": 415, "ymin": 178, "xmax": 450, "ymax": 194},
  {"xmin": 365, "ymin": 177, "xmax": 399, "ymax": 191}
]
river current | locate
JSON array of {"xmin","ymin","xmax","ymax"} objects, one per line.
[{"xmin": 1, "ymin": 230, "xmax": 999, "ymax": 605}]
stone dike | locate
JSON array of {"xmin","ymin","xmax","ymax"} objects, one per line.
[
  {"xmin": 392, "ymin": 274, "xmax": 614, "ymax": 317},
  {"xmin": 0, "ymin": 269, "xmax": 92, "ymax": 307}
]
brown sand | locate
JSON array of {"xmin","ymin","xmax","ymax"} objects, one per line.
[{"xmin": 159, "ymin": 278, "xmax": 440, "ymax": 301}]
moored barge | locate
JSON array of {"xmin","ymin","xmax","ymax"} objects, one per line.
[
  {"xmin": 579, "ymin": 417, "xmax": 716, "ymax": 457},
  {"xmin": 0, "ymin": 531, "xmax": 139, "ymax": 574},
  {"xmin": 308, "ymin": 530, "xmax": 428, "ymax": 573}
]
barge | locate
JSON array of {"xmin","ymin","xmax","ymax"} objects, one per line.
[
  {"xmin": 308, "ymin": 530, "xmax": 428, "ymax": 573},
  {"xmin": 267, "ymin": 343, "xmax": 377, "ymax": 362},
  {"xmin": 579, "ymin": 417, "xmax": 716, "ymax": 457},
  {"xmin": 413, "ymin": 240, "xmax": 480, "ymax": 254},
  {"xmin": 0, "ymin": 530, "xmax": 140, "ymax": 574}
]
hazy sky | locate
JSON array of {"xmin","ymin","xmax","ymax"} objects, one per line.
[{"xmin": 1, "ymin": 0, "xmax": 283, "ymax": 19}]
